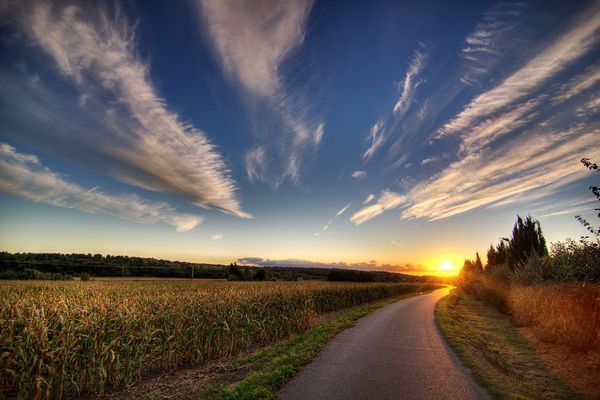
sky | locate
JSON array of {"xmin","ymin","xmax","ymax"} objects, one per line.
[{"xmin": 0, "ymin": 0, "xmax": 599, "ymax": 276}]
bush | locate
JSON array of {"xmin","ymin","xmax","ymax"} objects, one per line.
[
  {"xmin": 0, "ymin": 268, "xmax": 72, "ymax": 280},
  {"xmin": 79, "ymin": 273, "xmax": 91, "ymax": 281},
  {"xmin": 549, "ymin": 239, "xmax": 600, "ymax": 282},
  {"xmin": 509, "ymin": 253, "xmax": 551, "ymax": 286}
]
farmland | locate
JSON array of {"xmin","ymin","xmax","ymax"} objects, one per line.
[{"xmin": 0, "ymin": 280, "xmax": 441, "ymax": 399}]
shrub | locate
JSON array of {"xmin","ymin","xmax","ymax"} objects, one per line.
[
  {"xmin": 549, "ymin": 239, "xmax": 600, "ymax": 283},
  {"xmin": 509, "ymin": 253, "xmax": 551, "ymax": 286},
  {"xmin": 79, "ymin": 273, "xmax": 91, "ymax": 281}
]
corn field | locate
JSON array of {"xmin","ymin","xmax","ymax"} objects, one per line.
[{"xmin": 0, "ymin": 280, "xmax": 439, "ymax": 398}]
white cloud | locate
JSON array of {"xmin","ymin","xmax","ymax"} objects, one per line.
[
  {"xmin": 0, "ymin": 143, "xmax": 202, "ymax": 232},
  {"xmin": 210, "ymin": 233, "xmax": 224, "ymax": 240},
  {"xmin": 351, "ymin": 170, "xmax": 367, "ymax": 180},
  {"xmin": 245, "ymin": 147, "xmax": 267, "ymax": 183},
  {"xmin": 553, "ymin": 64, "xmax": 600, "ymax": 104},
  {"xmin": 196, "ymin": 0, "xmax": 322, "ymax": 186},
  {"xmin": 350, "ymin": 190, "xmax": 407, "ymax": 225},
  {"xmin": 363, "ymin": 49, "xmax": 427, "ymax": 162},
  {"xmin": 440, "ymin": 3, "xmax": 600, "ymax": 137},
  {"xmin": 351, "ymin": 3, "xmax": 600, "ymax": 226},
  {"xmin": 362, "ymin": 194, "xmax": 375, "ymax": 205},
  {"xmin": 390, "ymin": 240, "xmax": 404, "ymax": 248},
  {"xmin": 460, "ymin": 3, "xmax": 524, "ymax": 83},
  {"xmin": 420, "ymin": 156, "xmax": 441, "ymax": 165},
  {"xmin": 363, "ymin": 120, "xmax": 386, "ymax": 161},
  {"xmin": 336, "ymin": 202, "xmax": 352, "ymax": 217},
  {"xmin": 393, "ymin": 50, "xmax": 427, "ymax": 117},
  {"xmin": 14, "ymin": 3, "xmax": 250, "ymax": 218},
  {"xmin": 351, "ymin": 125, "xmax": 600, "ymax": 224},
  {"xmin": 197, "ymin": 0, "xmax": 313, "ymax": 98}
]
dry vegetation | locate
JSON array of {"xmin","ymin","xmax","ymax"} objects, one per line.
[
  {"xmin": 0, "ymin": 280, "xmax": 438, "ymax": 399},
  {"xmin": 509, "ymin": 283, "xmax": 600, "ymax": 351},
  {"xmin": 436, "ymin": 290, "xmax": 579, "ymax": 400}
]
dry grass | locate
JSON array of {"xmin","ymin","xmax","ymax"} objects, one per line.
[
  {"xmin": 0, "ymin": 280, "xmax": 437, "ymax": 399},
  {"xmin": 436, "ymin": 289, "xmax": 579, "ymax": 399},
  {"xmin": 508, "ymin": 283, "xmax": 600, "ymax": 351}
]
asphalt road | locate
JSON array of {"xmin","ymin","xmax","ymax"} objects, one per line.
[{"xmin": 278, "ymin": 288, "xmax": 489, "ymax": 400}]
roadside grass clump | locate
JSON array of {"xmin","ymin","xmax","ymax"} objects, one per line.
[
  {"xmin": 0, "ymin": 280, "xmax": 439, "ymax": 399},
  {"xmin": 508, "ymin": 283, "xmax": 600, "ymax": 351}
]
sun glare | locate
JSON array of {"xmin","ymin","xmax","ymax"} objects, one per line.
[{"xmin": 439, "ymin": 260, "xmax": 457, "ymax": 275}]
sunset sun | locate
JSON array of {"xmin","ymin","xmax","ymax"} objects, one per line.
[{"xmin": 439, "ymin": 260, "xmax": 458, "ymax": 275}]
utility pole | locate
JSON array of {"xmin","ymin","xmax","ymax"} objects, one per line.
[{"xmin": 191, "ymin": 265, "xmax": 194, "ymax": 280}]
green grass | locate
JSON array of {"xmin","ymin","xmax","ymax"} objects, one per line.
[
  {"xmin": 435, "ymin": 289, "xmax": 582, "ymax": 400},
  {"xmin": 199, "ymin": 289, "xmax": 440, "ymax": 400}
]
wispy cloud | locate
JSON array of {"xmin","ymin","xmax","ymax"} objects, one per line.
[
  {"xmin": 197, "ymin": 0, "xmax": 323, "ymax": 186},
  {"xmin": 363, "ymin": 49, "xmax": 428, "ymax": 161},
  {"xmin": 7, "ymin": 2, "xmax": 250, "ymax": 218},
  {"xmin": 197, "ymin": 0, "xmax": 312, "ymax": 98},
  {"xmin": 362, "ymin": 194, "xmax": 375, "ymax": 205},
  {"xmin": 460, "ymin": 2, "xmax": 525, "ymax": 85},
  {"xmin": 351, "ymin": 170, "xmax": 367, "ymax": 180},
  {"xmin": 210, "ymin": 233, "xmax": 224, "ymax": 240},
  {"xmin": 352, "ymin": 3, "xmax": 600, "ymax": 225},
  {"xmin": 553, "ymin": 64, "xmax": 600, "ymax": 104},
  {"xmin": 245, "ymin": 147, "xmax": 267, "ymax": 183},
  {"xmin": 363, "ymin": 120, "xmax": 386, "ymax": 161},
  {"xmin": 0, "ymin": 144, "xmax": 202, "ymax": 232},
  {"xmin": 352, "ymin": 125, "xmax": 600, "ymax": 224},
  {"xmin": 315, "ymin": 204, "xmax": 351, "ymax": 236},
  {"xmin": 336, "ymin": 202, "xmax": 352, "ymax": 217},
  {"xmin": 314, "ymin": 219, "xmax": 333, "ymax": 236},
  {"xmin": 439, "ymin": 3, "xmax": 600, "ymax": 138},
  {"xmin": 350, "ymin": 190, "xmax": 407, "ymax": 225},
  {"xmin": 393, "ymin": 50, "xmax": 428, "ymax": 117}
]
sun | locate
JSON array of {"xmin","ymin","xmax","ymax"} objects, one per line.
[{"xmin": 439, "ymin": 260, "xmax": 458, "ymax": 275}]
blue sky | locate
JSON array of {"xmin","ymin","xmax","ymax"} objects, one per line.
[{"xmin": 0, "ymin": 0, "xmax": 599, "ymax": 275}]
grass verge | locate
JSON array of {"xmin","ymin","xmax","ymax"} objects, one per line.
[
  {"xmin": 435, "ymin": 289, "xmax": 585, "ymax": 400},
  {"xmin": 198, "ymin": 288, "xmax": 440, "ymax": 400}
]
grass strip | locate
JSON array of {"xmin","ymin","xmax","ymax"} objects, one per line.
[
  {"xmin": 435, "ymin": 289, "xmax": 584, "ymax": 400},
  {"xmin": 199, "ymin": 288, "xmax": 439, "ymax": 400}
]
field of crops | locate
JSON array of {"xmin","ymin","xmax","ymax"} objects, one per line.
[{"xmin": 0, "ymin": 280, "xmax": 440, "ymax": 399}]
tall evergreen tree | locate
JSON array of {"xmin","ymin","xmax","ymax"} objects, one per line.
[
  {"xmin": 474, "ymin": 252, "xmax": 483, "ymax": 272},
  {"xmin": 508, "ymin": 215, "xmax": 548, "ymax": 267}
]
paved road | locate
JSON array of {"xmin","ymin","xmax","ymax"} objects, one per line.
[{"xmin": 279, "ymin": 288, "xmax": 489, "ymax": 400}]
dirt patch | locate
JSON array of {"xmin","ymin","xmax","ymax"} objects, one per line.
[{"xmin": 518, "ymin": 326, "xmax": 600, "ymax": 398}]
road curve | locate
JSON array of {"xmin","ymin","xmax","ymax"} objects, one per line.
[{"xmin": 278, "ymin": 288, "xmax": 489, "ymax": 400}]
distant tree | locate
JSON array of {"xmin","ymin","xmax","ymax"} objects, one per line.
[
  {"xmin": 575, "ymin": 157, "xmax": 600, "ymax": 238},
  {"xmin": 254, "ymin": 269, "xmax": 267, "ymax": 281},
  {"xmin": 228, "ymin": 263, "xmax": 241, "ymax": 280}
]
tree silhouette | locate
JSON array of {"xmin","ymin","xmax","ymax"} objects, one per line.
[
  {"xmin": 508, "ymin": 215, "xmax": 548, "ymax": 267},
  {"xmin": 485, "ymin": 215, "xmax": 547, "ymax": 271}
]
